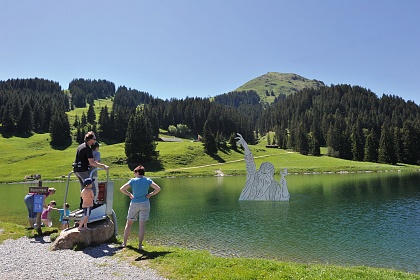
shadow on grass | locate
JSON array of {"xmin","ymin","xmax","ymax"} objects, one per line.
[
  {"xmin": 123, "ymin": 245, "xmax": 171, "ymax": 261},
  {"xmin": 209, "ymin": 153, "xmax": 226, "ymax": 163},
  {"xmin": 50, "ymin": 140, "xmax": 73, "ymax": 150},
  {"xmin": 1, "ymin": 131, "xmax": 33, "ymax": 139},
  {"xmin": 218, "ymin": 145, "xmax": 230, "ymax": 155},
  {"xmin": 29, "ymin": 227, "xmax": 59, "ymax": 238}
]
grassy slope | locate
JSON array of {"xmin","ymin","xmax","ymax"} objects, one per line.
[
  {"xmin": 66, "ymin": 98, "xmax": 113, "ymax": 126},
  {"xmin": 1, "ymin": 95, "xmax": 418, "ymax": 184},
  {"xmin": 1, "ymin": 132, "xmax": 418, "ymax": 183}
]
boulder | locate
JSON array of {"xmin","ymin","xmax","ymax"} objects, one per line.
[{"xmin": 51, "ymin": 216, "xmax": 115, "ymax": 250}]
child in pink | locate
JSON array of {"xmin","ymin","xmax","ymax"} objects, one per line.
[{"xmin": 41, "ymin": 201, "xmax": 57, "ymax": 227}]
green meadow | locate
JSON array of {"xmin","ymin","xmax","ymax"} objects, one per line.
[
  {"xmin": 1, "ymin": 131, "xmax": 418, "ymax": 183},
  {"xmin": 1, "ymin": 96, "xmax": 413, "ymax": 183}
]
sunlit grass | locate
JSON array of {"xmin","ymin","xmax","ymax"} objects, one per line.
[
  {"xmin": 0, "ymin": 131, "xmax": 418, "ymax": 183},
  {"xmin": 0, "ymin": 221, "xmax": 58, "ymax": 244},
  {"xmin": 0, "ymin": 222, "xmax": 28, "ymax": 244},
  {"xmin": 115, "ymin": 243, "xmax": 420, "ymax": 280},
  {"xmin": 66, "ymin": 98, "xmax": 113, "ymax": 126},
  {"xmin": 1, "ymin": 221, "xmax": 417, "ymax": 279},
  {"xmin": 0, "ymin": 98, "xmax": 417, "ymax": 183}
]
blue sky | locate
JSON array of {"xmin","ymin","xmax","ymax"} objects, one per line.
[{"xmin": 1, "ymin": 1, "xmax": 419, "ymax": 104}]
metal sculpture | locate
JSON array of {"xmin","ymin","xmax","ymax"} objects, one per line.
[{"xmin": 236, "ymin": 133, "xmax": 290, "ymax": 201}]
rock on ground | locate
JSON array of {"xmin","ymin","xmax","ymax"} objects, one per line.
[{"xmin": 51, "ymin": 216, "xmax": 115, "ymax": 250}]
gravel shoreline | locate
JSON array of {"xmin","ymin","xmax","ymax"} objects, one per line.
[{"xmin": 0, "ymin": 236, "xmax": 167, "ymax": 279}]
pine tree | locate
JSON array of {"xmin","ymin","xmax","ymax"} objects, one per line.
[
  {"xmin": 33, "ymin": 104, "xmax": 46, "ymax": 133},
  {"xmin": 308, "ymin": 132, "xmax": 321, "ymax": 156},
  {"xmin": 87, "ymin": 103, "xmax": 96, "ymax": 124},
  {"xmin": 1, "ymin": 103, "xmax": 15, "ymax": 133},
  {"xmin": 296, "ymin": 125, "xmax": 309, "ymax": 155},
  {"xmin": 274, "ymin": 124, "xmax": 288, "ymax": 149},
  {"xmin": 229, "ymin": 132, "xmax": 237, "ymax": 150},
  {"xmin": 364, "ymin": 130, "xmax": 378, "ymax": 162},
  {"xmin": 81, "ymin": 111, "xmax": 87, "ymax": 127},
  {"xmin": 41, "ymin": 103, "xmax": 53, "ymax": 133},
  {"xmin": 378, "ymin": 123, "xmax": 397, "ymax": 164},
  {"xmin": 76, "ymin": 127, "xmax": 83, "ymax": 144},
  {"xmin": 311, "ymin": 138, "xmax": 321, "ymax": 156},
  {"xmin": 327, "ymin": 125, "xmax": 339, "ymax": 157},
  {"xmin": 16, "ymin": 103, "xmax": 33, "ymax": 135},
  {"xmin": 351, "ymin": 122, "xmax": 365, "ymax": 161},
  {"xmin": 49, "ymin": 110, "xmax": 72, "ymax": 147},
  {"xmin": 98, "ymin": 106, "xmax": 110, "ymax": 138},
  {"xmin": 125, "ymin": 111, "xmax": 157, "ymax": 163},
  {"xmin": 113, "ymin": 107, "xmax": 131, "ymax": 142},
  {"xmin": 73, "ymin": 114, "xmax": 80, "ymax": 128},
  {"xmin": 203, "ymin": 120, "xmax": 217, "ymax": 154},
  {"xmin": 393, "ymin": 127, "xmax": 403, "ymax": 162},
  {"xmin": 215, "ymin": 131, "xmax": 221, "ymax": 150},
  {"xmin": 401, "ymin": 120, "xmax": 419, "ymax": 164}
]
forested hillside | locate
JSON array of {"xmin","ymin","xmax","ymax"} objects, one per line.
[
  {"xmin": 69, "ymin": 78, "xmax": 115, "ymax": 108},
  {"xmin": 1, "ymin": 76, "xmax": 420, "ymax": 166},
  {"xmin": 0, "ymin": 78, "xmax": 71, "ymax": 146},
  {"xmin": 260, "ymin": 85, "xmax": 420, "ymax": 165}
]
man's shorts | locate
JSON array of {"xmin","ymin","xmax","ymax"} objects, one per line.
[
  {"xmin": 126, "ymin": 201, "xmax": 150, "ymax": 221},
  {"xmin": 75, "ymin": 171, "xmax": 90, "ymax": 191}
]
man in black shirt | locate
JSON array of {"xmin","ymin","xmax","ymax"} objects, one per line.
[{"xmin": 73, "ymin": 131, "xmax": 109, "ymax": 207}]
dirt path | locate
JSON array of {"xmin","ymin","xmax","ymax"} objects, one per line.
[{"xmin": 166, "ymin": 154, "xmax": 276, "ymax": 171}]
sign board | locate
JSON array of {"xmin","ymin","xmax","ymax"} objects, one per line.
[
  {"xmin": 33, "ymin": 195, "xmax": 44, "ymax": 213},
  {"xmin": 29, "ymin": 186, "xmax": 49, "ymax": 194}
]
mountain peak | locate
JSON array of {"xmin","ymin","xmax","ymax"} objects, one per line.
[{"xmin": 234, "ymin": 72, "xmax": 325, "ymax": 103}]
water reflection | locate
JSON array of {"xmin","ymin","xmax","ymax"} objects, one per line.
[
  {"xmin": 148, "ymin": 173, "xmax": 420, "ymax": 273},
  {"xmin": 1, "ymin": 172, "xmax": 419, "ymax": 273}
]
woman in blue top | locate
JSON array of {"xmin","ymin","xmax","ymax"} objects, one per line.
[
  {"xmin": 119, "ymin": 165, "xmax": 161, "ymax": 250},
  {"xmin": 23, "ymin": 187, "xmax": 56, "ymax": 228}
]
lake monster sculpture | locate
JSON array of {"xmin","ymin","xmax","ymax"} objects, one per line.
[{"xmin": 236, "ymin": 133, "xmax": 290, "ymax": 201}]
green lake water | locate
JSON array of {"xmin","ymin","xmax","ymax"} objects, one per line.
[{"xmin": 1, "ymin": 172, "xmax": 419, "ymax": 273}]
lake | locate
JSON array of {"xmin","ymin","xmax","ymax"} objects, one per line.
[{"xmin": 1, "ymin": 172, "xmax": 419, "ymax": 273}]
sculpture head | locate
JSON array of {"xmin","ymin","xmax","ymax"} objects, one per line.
[{"xmin": 258, "ymin": 162, "xmax": 275, "ymax": 179}]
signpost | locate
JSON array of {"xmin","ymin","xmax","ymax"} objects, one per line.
[
  {"xmin": 28, "ymin": 179, "xmax": 47, "ymax": 234},
  {"xmin": 29, "ymin": 187, "xmax": 49, "ymax": 194},
  {"xmin": 33, "ymin": 195, "xmax": 44, "ymax": 213}
]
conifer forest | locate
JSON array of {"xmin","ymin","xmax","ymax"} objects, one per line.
[{"xmin": 1, "ymin": 77, "xmax": 420, "ymax": 166}]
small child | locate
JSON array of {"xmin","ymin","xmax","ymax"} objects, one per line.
[
  {"xmin": 91, "ymin": 142, "xmax": 101, "ymax": 203},
  {"xmin": 53, "ymin": 203, "xmax": 71, "ymax": 230},
  {"xmin": 78, "ymin": 178, "xmax": 95, "ymax": 230},
  {"xmin": 41, "ymin": 200, "xmax": 57, "ymax": 227}
]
